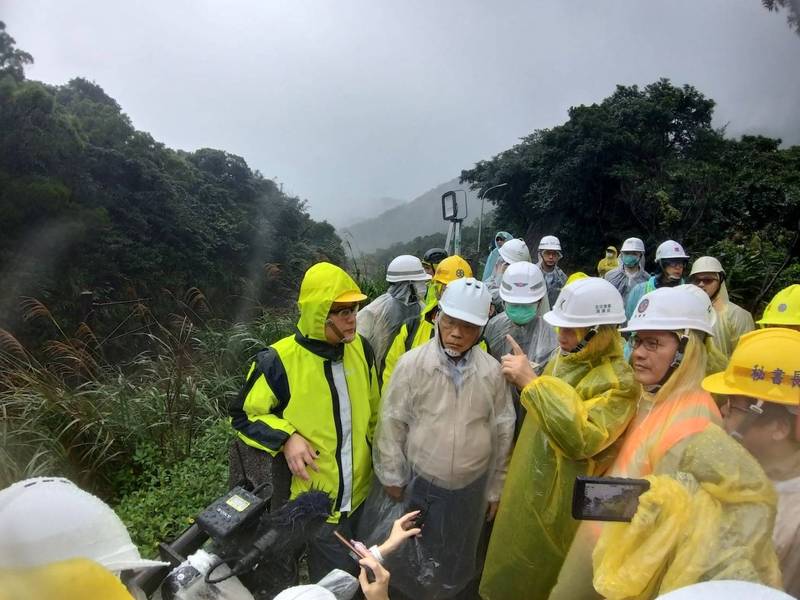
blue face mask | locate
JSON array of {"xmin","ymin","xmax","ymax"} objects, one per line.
[
  {"xmin": 622, "ymin": 254, "xmax": 639, "ymax": 268},
  {"xmin": 505, "ymin": 303, "xmax": 538, "ymax": 325}
]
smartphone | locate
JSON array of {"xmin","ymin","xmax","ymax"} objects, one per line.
[
  {"xmin": 571, "ymin": 476, "xmax": 650, "ymax": 522},
  {"xmin": 333, "ymin": 530, "xmax": 374, "ymax": 582}
]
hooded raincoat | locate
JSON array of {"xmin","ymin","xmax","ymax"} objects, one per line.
[
  {"xmin": 551, "ymin": 389, "xmax": 781, "ymax": 600},
  {"xmin": 484, "ymin": 294, "xmax": 557, "ymax": 434},
  {"xmin": 357, "ymin": 281, "xmax": 425, "ymax": 370},
  {"xmin": 597, "ymin": 247, "xmax": 620, "ymax": 278},
  {"xmin": 605, "ymin": 261, "xmax": 650, "ymax": 305},
  {"xmin": 479, "ymin": 333, "xmax": 640, "ymax": 600},
  {"xmin": 482, "ymin": 231, "xmax": 514, "ymax": 282},
  {"xmin": 708, "ymin": 282, "xmax": 755, "ymax": 357},
  {"xmin": 363, "ymin": 330, "xmax": 515, "ymax": 600},
  {"xmin": 230, "ymin": 263, "xmax": 380, "ymax": 523},
  {"xmin": 537, "ymin": 257, "xmax": 568, "ymax": 308}
]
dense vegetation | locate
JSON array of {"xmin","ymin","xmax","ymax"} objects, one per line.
[
  {"xmin": 0, "ymin": 22, "xmax": 343, "ymax": 344},
  {"xmin": 460, "ymin": 80, "xmax": 800, "ymax": 311}
]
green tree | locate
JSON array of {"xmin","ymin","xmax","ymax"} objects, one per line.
[{"xmin": 0, "ymin": 21, "xmax": 33, "ymax": 82}]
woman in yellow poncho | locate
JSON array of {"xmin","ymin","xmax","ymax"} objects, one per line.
[{"xmin": 575, "ymin": 285, "xmax": 781, "ymax": 600}]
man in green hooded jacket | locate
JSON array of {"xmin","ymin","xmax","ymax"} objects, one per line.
[{"xmin": 230, "ymin": 262, "xmax": 381, "ymax": 581}]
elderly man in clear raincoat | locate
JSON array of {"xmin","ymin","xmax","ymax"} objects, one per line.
[{"xmin": 364, "ymin": 277, "xmax": 514, "ymax": 600}]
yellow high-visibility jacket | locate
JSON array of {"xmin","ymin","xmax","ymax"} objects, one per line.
[{"xmin": 230, "ymin": 263, "xmax": 380, "ymax": 522}]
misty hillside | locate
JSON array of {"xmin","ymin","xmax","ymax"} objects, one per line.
[
  {"xmin": 339, "ymin": 178, "xmax": 487, "ymax": 255},
  {"xmin": 332, "ymin": 196, "xmax": 405, "ymax": 228}
]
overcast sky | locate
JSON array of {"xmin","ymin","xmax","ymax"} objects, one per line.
[{"xmin": 4, "ymin": 0, "xmax": 800, "ymax": 225}]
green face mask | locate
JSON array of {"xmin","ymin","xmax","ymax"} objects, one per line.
[
  {"xmin": 622, "ymin": 254, "xmax": 639, "ymax": 267},
  {"xmin": 506, "ymin": 303, "xmax": 538, "ymax": 325}
]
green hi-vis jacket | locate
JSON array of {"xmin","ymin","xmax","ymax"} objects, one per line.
[
  {"xmin": 381, "ymin": 294, "xmax": 489, "ymax": 385},
  {"xmin": 230, "ymin": 263, "xmax": 381, "ymax": 523}
]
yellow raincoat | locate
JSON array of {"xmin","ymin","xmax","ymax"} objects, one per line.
[
  {"xmin": 230, "ymin": 262, "xmax": 380, "ymax": 522},
  {"xmin": 597, "ymin": 246, "xmax": 620, "ymax": 278},
  {"xmin": 479, "ymin": 330, "xmax": 640, "ymax": 600},
  {"xmin": 593, "ymin": 424, "xmax": 781, "ymax": 599},
  {"xmin": 709, "ymin": 281, "xmax": 755, "ymax": 357}
]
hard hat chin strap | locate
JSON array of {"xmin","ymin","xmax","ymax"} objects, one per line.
[
  {"xmin": 658, "ymin": 329, "xmax": 690, "ymax": 386},
  {"xmin": 570, "ymin": 326, "xmax": 598, "ymax": 354}
]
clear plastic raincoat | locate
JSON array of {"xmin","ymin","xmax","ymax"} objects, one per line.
[
  {"xmin": 605, "ymin": 261, "xmax": 650, "ymax": 305},
  {"xmin": 482, "ymin": 231, "xmax": 514, "ymax": 282},
  {"xmin": 363, "ymin": 329, "xmax": 515, "ymax": 600},
  {"xmin": 708, "ymin": 281, "xmax": 755, "ymax": 357},
  {"xmin": 357, "ymin": 281, "xmax": 425, "ymax": 370},
  {"xmin": 484, "ymin": 295, "xmax": 557, "ymax": 434},
  {"xmin": 537, "ymin": 259, "xmax": 568, "ymax": 308},
  {"xmin": 479, "ymin": 330, "xmax": 640, "ymax": 600}
]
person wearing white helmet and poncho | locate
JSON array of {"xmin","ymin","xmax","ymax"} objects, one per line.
[
  {"xmin": 364, "ymin": 277, "xmax": 514, "ymax": 600},
  {"xmin": 483, "ymin": 261, "xmax": 557, "ymax": 435},
  {"xmin": 689, "ymin": 255, "xmax": 755, "ymax": 357},
  {"xmin": 485, "ymin": 237, "xmax": 532, "ymax": 311},
  {"xmin": 480, "ymin": 277, "xmax": 639, "ymax": 600},
  {"xmin": 536, "ymin": 235, "xmax": 568, "ymax": 308},
  {"xmin": 550, "ymin": 285, "xmax": 781, "ymax": 600},
  {"xmin": 357, "ymin": 254, "xmax": 431, "ymax": 371},
  {"xmin": 605, "ymin": 237, "xmax": 650, "ymax": 304}
]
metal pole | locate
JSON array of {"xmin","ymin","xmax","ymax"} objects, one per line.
[{"xmin": 476, "ymin": 183, "xmax": 508, "ymax": 255}]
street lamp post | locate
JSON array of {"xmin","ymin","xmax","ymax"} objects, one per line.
[{"xmin": 476, "ymin": 183, "xmax": 508, "ymax": 255}]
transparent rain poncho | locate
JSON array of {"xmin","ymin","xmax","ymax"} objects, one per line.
[
  {"xmin": 605, "ymin": 259, "xmax": 650, "ymax": 305},
  {"xmin": 357, "ymin": 281, "xmax": 425, "ymax": 369},
  {"xmin": 483, "ymin": 295, "xmax": 557, "ymax": 434},
  {"xmin": 361, "ymin": 328, "xmax": 515, "ymax": 600},
  {"xmin": 708, "ymin": 281, "xmax": 755, "ymax": 358},
  {"xmin": 536, "ymin": 258, "xmax": 568, "ymax": 308},
  {"xmin": 479, "ymin": 330, "xmax": 640, "ymax": 600}
]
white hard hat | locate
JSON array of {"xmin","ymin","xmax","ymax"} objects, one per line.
[
  {"xmin": 656, "ymin": 580, "xmax": 794, "ymax": 600},
  {"xmin": 386, "ymin": 254, "xmax": 431, "ymax": 283},
  {"xmin": 543, "ymin": 277, "xmax": 626, "ymax": 328},
  {"xmin": 620, "ymin": 284, "xmax": 716, "ymax": 335},
  {"xmin": 499, "ymin": 262, "xmax": 546, "ymax": 304},
  {"xmin": 538, "ymin": 235, "xmax": 562, "ymax": 252},
  {"xmin": 439, "ymin": 277, "xmax": 492, "ymax": 326},
  {"xmin": 498, "ymin": 238, "xmax": 531, "ymax": 264},
  {"xmin": 274, "ymin": 585, "xmax": 337, "ymax": 600},
  {"xmin": 0, "ymin": 477, "xmax": 168, "ymax": 572},
  {"xmin": 655, "ymin": 240, "xmax": 689, "ymax": 261},
  {"xmin": 620, "ymin": 237, "xmax": 645, "ymax": 253},
  {"xmin": 689, "ymin": 256, "xmax": 724, "ymax": 277}
]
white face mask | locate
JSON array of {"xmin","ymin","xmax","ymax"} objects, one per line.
[
  {"xmin": 413, "ymin": 281, "xmax": 428, "ymax": 299},
  {"xmin": 443, "ymin": 346, "xmax": 463, "ymax": 358}
]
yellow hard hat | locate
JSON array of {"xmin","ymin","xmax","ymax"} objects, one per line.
[
  {"xmin": 432, "ymin": 255, "xmax": 472, "ymax": 285},
  {"xmin": 565, "ymin": 272, "xmax": 589, "ymax": 286},
  {"xmin": 758, "ymin": 284, "xmax": 800, "ymax": 326},
  {"xmin": 702, "ymin": 328, "xmax": 800, "ymax": 406}
]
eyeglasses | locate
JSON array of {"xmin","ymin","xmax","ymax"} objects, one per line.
[
  {"xmin": 629, "ymin": 335, "xmax": 665, "ymax": 352},
  {"xmin": 329, "ymin": 306, "xmax": 358, "ymax": 319},
  {"xmin": 691, "ymin": 276, "xmax": 719, "ymax": 286}
]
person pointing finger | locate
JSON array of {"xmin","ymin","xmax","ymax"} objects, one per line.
[{"xmin": 500, "ymin": 334, "xmax": 538, "ymax": 390}]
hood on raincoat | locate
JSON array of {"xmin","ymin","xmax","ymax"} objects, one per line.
[
  {"xmin": 492, "ymin": 231, "xmax": 514, "ymax": 250},
  {"xmin": 483, "ymin": 231, "xmax": 515, "ymax": 282},
  {"xmin": 297, "ymin": 262, "xmax": 366, "ymax": 342},
  {"xmin": 606, "ymin": 246, "xmax": 618, "ymax": 258}
]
